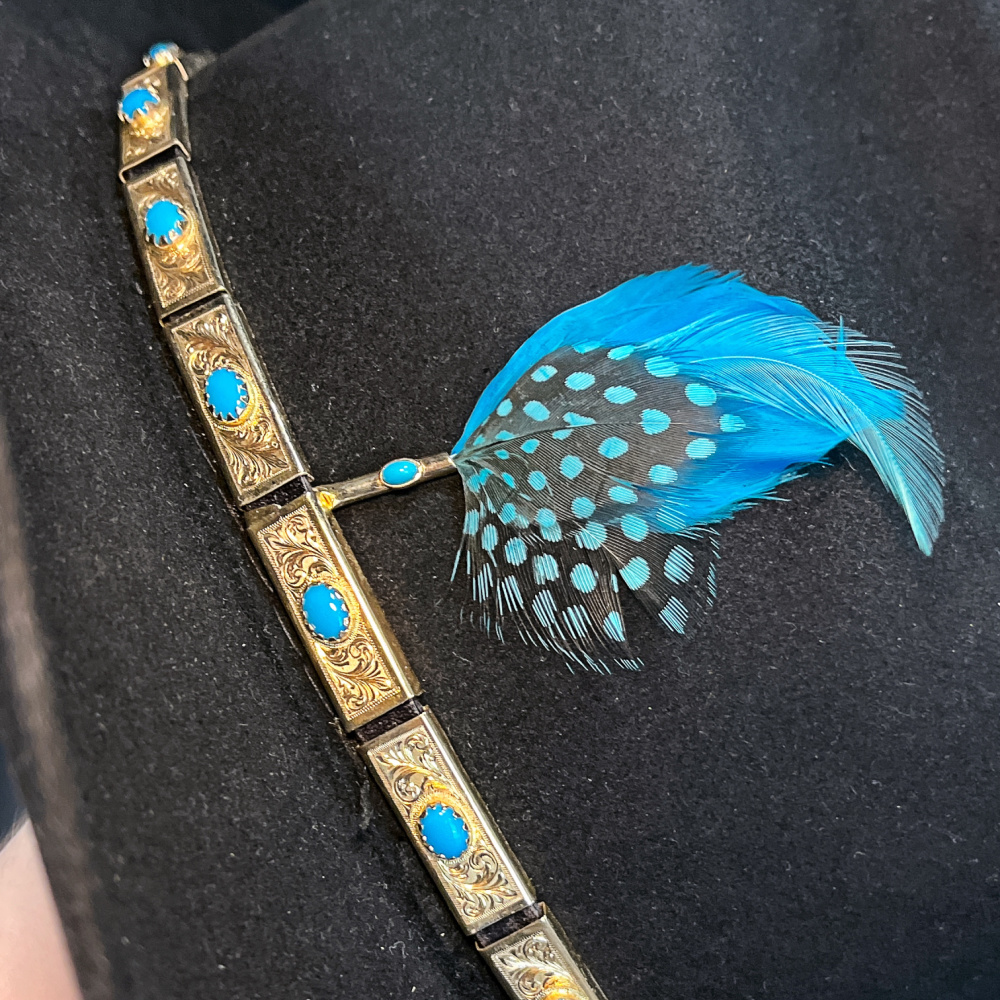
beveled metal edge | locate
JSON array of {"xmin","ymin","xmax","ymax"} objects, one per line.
[
  {"xmin": 361, "ymin": 710, "xmax": 535, "ymax": 934},
  {"xmin": 118, "ymin": 62, "xmax": 190, "ymax": 180},
  {"xmin": 479, "ymin": 906, "xmax": 609, "ymax": 1000},
  {"xmin": 164, "ymin": 295, "xmax": 310, "ymax": 505},
  {"xmin": 246, "ymin": 493, "xmax": 421, "ymax": 730},
  {"xmin": 123, "ymin": 155, "xmax": 225, "ymax": 318}
]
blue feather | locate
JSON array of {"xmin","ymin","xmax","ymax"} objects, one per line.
[{"xmin": 450, "ymin": 266, "xmax": 944, "ymax": 670}]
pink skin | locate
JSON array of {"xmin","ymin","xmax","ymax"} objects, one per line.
[{"xmin": 0, "ymin": 821, "xmax": 83, "ymax": 1000}]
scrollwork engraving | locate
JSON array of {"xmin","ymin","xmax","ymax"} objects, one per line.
[
  {"xmin": 127, "ymin": 160, "xmax": 222, "ymax": 311},
  {"xmin": 491, "ymin": 929, "xmax": 592, "ymax": 1000},
  {"xmin": 256, "ymin": 506, "xmax": 403, "ymax": 720},
  {"xmin": 370, "ymin": 722, "xmax": 523, "ymax": 926},
  {"xmin": 120, "ymin": 69, "xmax": 171, "ymax": 165},
  {"xmin": 173, "ymin": 305, "xmax": 293, "ymax": 498}
]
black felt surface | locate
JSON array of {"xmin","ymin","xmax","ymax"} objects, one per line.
[
  {"xmin": 2, "ymin": 1, "xmax": 999, "ymax": 998},
  {"xmin": 0, "ymin": 741, "xmax": 24, "ymax": 841}
]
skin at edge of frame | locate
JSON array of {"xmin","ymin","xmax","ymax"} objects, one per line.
[{"xmin": 0, "ymin": 820, "xmax": 84, "ymax": 1000}]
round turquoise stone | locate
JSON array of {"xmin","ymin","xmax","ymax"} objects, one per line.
[
  {"xmin": 144, "ymin": 199, "xmax": 186, "ymax": 245},
  {"xmin": 301, "ymin": 584, "xmax": 350, "ymax": 642},
  {"xmin": 204, "ymin": 368, "xmax": 249, "ymax": 421},
  {"xmin": 381, "ymin": 458, "xmax": 420, "ymax": 488},
  {"xmin": 419, "ymin": 804, "xmax": 470, "ymax": 859},
  {"xmin": 120, "ymin": 87, "xmax": 159, "ymax": 121},
  {"xmin": 146, "ymin": 41, "xmax": 178, "ymax": 62}
]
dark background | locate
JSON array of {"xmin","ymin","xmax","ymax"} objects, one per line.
[
  {"xmin": 0, "ymin": 742, "xmax": 23, "ymax": 840},
  {"xmin": 2, "ymin": 1, "xmax": 999, "ymax": 999},
  {"xmin": 0, "ymin": 0, "xmax": 291, "ymax": 857},
  {"xmin": 10, "ymin": 0, "xmax": 304, "ymax": 78}
]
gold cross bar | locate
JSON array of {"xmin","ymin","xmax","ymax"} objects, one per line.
[{"xmin": 315, "ymin": 451, "xmax": 457, "ymax": 512}]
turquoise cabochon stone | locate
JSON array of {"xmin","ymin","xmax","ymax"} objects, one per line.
[
  {"xmin": 419, "ymin": 804, "xmax": 470, "ymax": 859},
  {"xmin": 120, "ymin": 87, "xmax": 159, "ymax": 121},
  {"xmin": 144, "ymin": 199, "xmax": 186, "ymax": 245},
  {"xmin": 204, "ymin": 367, "xmax": 248, "ymax": 421},
  {"xmin": 146, "ymin": 41, "xmax": 178, "ymax": 62},
  {"xmin": 381, "ymin": 458, "xmax": 420, "ymax": 487},
  {"xmin": 301, "ymin": 584, "xmax": 350, "ymax": 642}
]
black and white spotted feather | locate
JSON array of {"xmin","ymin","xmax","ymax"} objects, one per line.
[{"xmin": 449, "ymin": 266, "xmax": 944, "ymax": 670}]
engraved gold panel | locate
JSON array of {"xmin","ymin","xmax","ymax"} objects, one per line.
[
  {"xmin": 480, "ymin": 909, "xmax": 608, "ymax": 1000},
  {"xmin": 363, "ymin": 711, "xmax": 535, "ymax": 934},
  {"xmin": 165, "ymin": 296, "xmax": 310, "ymax": 504},
  {"xmin": 248, "ymin": 494, "xmax": 421, "ymax": 729},
  {"xmin": 118, "ymin": 62, "xmax": 190, "ymax": 178},
  {"xmin": 124, "ymin": 156, "xmax": 225, "ymax": 317}
]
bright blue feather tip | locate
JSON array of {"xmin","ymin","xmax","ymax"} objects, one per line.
[{"xmin": 450, "ymin": 264, "xmax": 945, "ymax": 671}]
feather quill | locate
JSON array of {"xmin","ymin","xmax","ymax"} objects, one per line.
[{"xmin": 450, "ymin": 266, "xmax": 944, "ymax": 670}]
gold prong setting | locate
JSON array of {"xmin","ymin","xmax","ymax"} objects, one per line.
[
  {"xmin": 118, "ymin": 84, "xmax": 164, "ymax": 137},
  {"xmin": 143, "ymin": 41, "xmax": 183, "ymax": 71},
  {"xmin": 143, "ymin": 198, "xmax": 188, "ymax": 247},
  {"xmin": 203, "ymin": 365, "xmax": 252, "ymax": 424}
]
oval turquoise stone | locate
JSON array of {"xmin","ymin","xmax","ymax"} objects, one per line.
[
  {"xmin": 301, "ymin": 584, "xmax": 350, "ymax": 642},
  {"xmin": 204, "ymin": 367, "xmax": 248, "ymax": 421},
  {"xmin": 144, "ymin": 199, "xmax": 186, "ymax": 245},
  {"xmin": 381, "ymin": 459, "xmax": 420, "ymax": 488},
  {"xmin": 120, "ymin": 87, "xmax": 159, "ymax": 121},
  {"xmin": 419, "ymin": 804, "xmax": 470, "ymax": 859}
]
